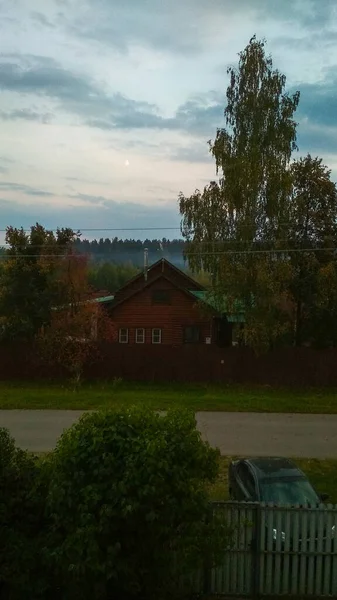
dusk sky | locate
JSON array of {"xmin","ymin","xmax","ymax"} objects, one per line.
[{"xmin": 0, "ymin": 0, "xmax": 336, "ymax": 240}]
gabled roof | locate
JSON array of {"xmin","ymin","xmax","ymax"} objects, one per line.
[
  {"xmin": 110, "ymin": 272, "xmax": 203, "ymax": 311},
  {"xmin": 113, "ymin": 258, "xmax": 205, "ymax": 298},
  {"xmin": 108, "ymin": 258, "xmax": 245, "ymax": 322}
]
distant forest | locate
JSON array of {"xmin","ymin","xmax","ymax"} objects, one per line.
[
  {"xmin": 74, "ymin": 237, "xmax": 186, "ymax": 267},
  {"xmin": 0, "ymin": 235, "xmax": 211, "ymax": 292},
  {"xmin": 0, "ymin": 237, "xmax": 208, "ymax": 294}
]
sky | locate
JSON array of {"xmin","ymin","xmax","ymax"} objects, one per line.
[{"xmin": 0, "ymin": 0, "xmax": 337, "ymax": 242}]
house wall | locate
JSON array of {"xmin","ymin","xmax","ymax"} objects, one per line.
[{"xmin": 110, "ymin": 277, "xmax": 212, "ymax": 345}]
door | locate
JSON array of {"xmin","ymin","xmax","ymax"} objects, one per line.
[{"xmin": 214, "ymin": 317, "xmax": 233, "ymax": 347}]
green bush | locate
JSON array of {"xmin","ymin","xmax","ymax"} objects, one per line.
[
  {"xmin": 0, "ymin": 427, "xmax": 49, "ymax": 599},
  {"xmin": 45, "ymin": 407, "xmax": 225, "ymax": 600}
]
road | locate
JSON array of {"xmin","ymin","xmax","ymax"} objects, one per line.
[{"xmin": 1, "ymin": 410, "xmax": 337, "ymax": 458}]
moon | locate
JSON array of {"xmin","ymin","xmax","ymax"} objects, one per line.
[{"xmin": 125, "ymin": 159, "xmax": 130, "ymax": 167}]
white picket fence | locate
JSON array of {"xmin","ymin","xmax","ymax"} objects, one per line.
[{"xmin": 201, "ymin": 502, "xmax": 337, "ymax": 597}]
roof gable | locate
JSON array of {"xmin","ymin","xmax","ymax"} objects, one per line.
[
  {"xmin": 113, "ymin": 258, "xmax": 204, "ymax": 304},
  {"xmin": 110, "ymin": 271, "xmax": 204, "ymax": 311}
]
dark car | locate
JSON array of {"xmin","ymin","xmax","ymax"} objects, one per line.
[
  {"xmin": 228, "ymin": 456, "xmax": 328, "ymax": 505},
  {"xmin": 228, "ymin": 457, "xmax": 335, "ymax": 549},
  {"xmin": 228, "ymin": 458, "xmax": 335, "ymax": 593}
]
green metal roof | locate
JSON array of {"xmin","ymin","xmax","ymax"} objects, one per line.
[
  {"xmin": 52, "ymin": 295, "xmax": 114, "ymax": 311},
  {"xmin": 90, "ymin": 295, "xmax": 115, "ymax": 304},
  {"xmin": 189, "ymin": 290, "xmax": 245, "ymax": 323}
]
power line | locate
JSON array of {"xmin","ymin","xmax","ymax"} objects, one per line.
[
  {"xmin": 3, "ymin": 237, "xmax": 336, "ymax": 248},
  {"xmin": 187, "ymin": 247, "xmax": 337, "ymax": 255},
  {"xmin": 0, "ymin": 227, "xmax": 183, "ymax": 233},
  {"xmin": 0, "ymin": 239, "xmax": 325, "ymax": 248},
  {"xmin": 0, "ymin": 247, "xmax": 336, "ymax": 259},
  {"xmin": 0, "ymin": 224, "xmax": 331, "ymax": 234}
]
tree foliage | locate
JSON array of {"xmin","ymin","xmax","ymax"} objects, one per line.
[
  {"xmin": 179, "ymin": 36, "xmax": 337, "ymax": 351},
  {"xmin": 75, "ymin": 237, "xmax": 185, "ymax": 267},
  {"xmin": 0, "ymin": 411, "xmax": 229, "ymax": 599},
  {"xmin": 36, "ymin": 253, "xmax": 116, "ymax": 385},
  {"xmin": 287, "ymin": 154, "xmax": 337, "ymax": 346},
  {"xmin": 44, "ymin": 408, "xmax": 225, "ymax": 600},
  {"xmin": 0, "ymin": 427, "xmax": 49, "ymax": 599},
  {"xmin": 0, "ymin": 224, "xmax": 79, "ymax": 341},
  {"xmin": 88, "ymin": 260, "xmax": 140, "ymax": 292}
]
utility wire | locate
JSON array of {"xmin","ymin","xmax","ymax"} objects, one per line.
[
  {"xmin": 1, "ymin": 239, "xmax": 334, "ymax": 248},
  {"xmin": 0, "ymin": 227, "xmax": 183, "ymax": 233},
  {"xmin": 0, "ymin": 223, "xmax": 310, "ymax": 233},
  {"xmin": 0, "ymin": 247, "xmax": 336, "ymax": 259}
]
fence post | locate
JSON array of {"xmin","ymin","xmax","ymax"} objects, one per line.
[
  {"xmin": 203, "ymin": 558, "xmax": 212, "ymax": 597},
  {"xmin": 203, "ymin": 508, "xmax": 213, "ymax": 596},
  {"xmin": 252, "ymin": 503, "xmax": 262, "ymax": 599}
]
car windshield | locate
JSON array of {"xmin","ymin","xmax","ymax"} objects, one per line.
[{"xmin": 260, "ymin": 477, "xmax": 320, "ymax": 505}]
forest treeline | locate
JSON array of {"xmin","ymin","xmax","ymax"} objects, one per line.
[
  {"xmin": 74, "ymin": 237, "xmax": 185, "ymax": 266},
  {"xmin": 87, "ymin": 255, "xmax": 210, "ymax": 293},
  {"xmin": 0, "ymin": 237, "xmax": 207, "ymax": 295}
]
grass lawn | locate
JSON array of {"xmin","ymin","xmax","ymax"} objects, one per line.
[
  {"xmin": 0, "ymin": 380, "xmax": 337, "ymax": 412},
  {"xmin": 209, "ymin": 457, "xmax": 337, "ymax": 503}
]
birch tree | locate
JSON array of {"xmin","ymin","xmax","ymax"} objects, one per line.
[{"xmin": 179, "ymin": 36, "xmax": 300, "ymax": 350}]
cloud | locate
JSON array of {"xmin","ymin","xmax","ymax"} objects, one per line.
[
  {"xmin": 273, "ymin": 29, "xmax": 337, "ymax": 52},
  {"xmin": 169, "ymin": 141, "xmax": 213, "ymax": 163},
  {"xmin": 0, "ymin": 55, "xmax": 95, "ymax": 101},
  {"xmin": 0, "ymin": 197, "xmax": 181, "ymax": 242},
  {"xmin": 64, "ymin": 176, "xmax": 110, "ymax": 185},
  {"xmin": 0, "ymin": 54, "xmax": 222, "ymax": 136},
  {"xmin": 30, "ymin": 11, "xmax": 55, "ymax": 28},
  {"xmin": 297, "ymin": 123, "xmax": 337, "ymax": 156},
  {"xmin": 67, "ymin": 192, "xmax": 109, "ymax": 206},
  {"xmin": 66, "ymin": 0, "xmax": 210, "ymax": 55},
  {"xmin": 0, "ymin": 108, "xmax": 53, "ymax": 123},
  {"xmin": 64, "ymin": 0, "xmax": 337, "ymax": 55},
  {"xmin": 295, "ymin": 71, "xmax": 337, "ymax": 129},
  {"xmin": 0, "ymin": 182, "xmax": 54, "ymax": 197},
  {"xmin": 0, "ymin": 156, "xmax": 15, "ymax": 175},
  {"xmin": 4, "ymin": 50, "xmax": 335, "ymax": 150}
]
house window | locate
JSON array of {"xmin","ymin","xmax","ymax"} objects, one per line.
[
  {"xmin": 152, "ymin": 290, "xmax": 171, "ymax": 305},
  {"xmin": 152, "ymin": 328, "xmax": 162, "ymax": 344},
  {"xmin": 184, "ymin": 326, "xmax": 201, "ymax": 344},
  {"xmin": 119, "ymin": 328, "xmax": 128, "ymax": 343},
  {"xmin": 136, "ymin": 328, "xmax": 145, "ymax": 344}
]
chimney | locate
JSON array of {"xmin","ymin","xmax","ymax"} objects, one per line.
[{"xmin": 144, "ymin": 247, "xmax": 148, "ymax": 281}]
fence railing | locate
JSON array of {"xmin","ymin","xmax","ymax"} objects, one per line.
[{"xmin": 199, "ymin": 502, "xmax": 337, "ymax": 598}]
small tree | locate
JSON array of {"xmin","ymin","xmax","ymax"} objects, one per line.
[
  {"xmin": 45, "ymin": 408, "xmax": 227, "ymax": 600},
  {"xmin": 36, "ymin": 251, "xmax": 116, "ymax": 385},
  {"xmin": 37, "ymin": 297, "xmax": 115, "ymax": 386},
  {"xmin": 0, "ymin": 224, "xmax": 79, "ymax": 341}
]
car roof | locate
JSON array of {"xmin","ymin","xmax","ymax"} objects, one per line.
[{"xmin": 244, "ymin": 457, "xmax": 304, "ymax": 480}]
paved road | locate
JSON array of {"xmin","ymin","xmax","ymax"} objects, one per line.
[{"xmin": 1, "ymin": 410, "xmax": 337, "ymax": 458}]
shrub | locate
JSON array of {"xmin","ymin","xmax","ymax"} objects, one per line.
[
  {"xmin": 0, "ymin": 428, "xmax": 49, "ymax": 599},
  {"xmin": 45, "ymin": 407, "xmax": 226, "ymax": 599}
]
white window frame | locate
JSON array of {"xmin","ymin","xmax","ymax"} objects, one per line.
[
  {"xmin": 136, "ymin": 328, "xmax": 145, "ymax": 344},
  {"xmin": 152, "ymin": 328, "xmax": 162, "ymax": 344},
  {"xmin": 119, "ymin": 328, "xmax": 128, "ymax": 344}
]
